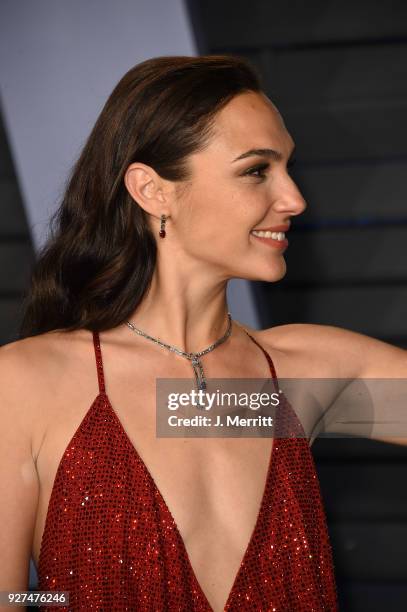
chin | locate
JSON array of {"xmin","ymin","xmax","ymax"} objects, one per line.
[
  {"xmin": 260, "ymin": 269, "xmax": 287, "ymax": 283},
  {"xmin": 237, "ymin": 263, "xmax": 287, "ymax": 283},
  {"xmin": 256, "ymin": 257, "xmax": 287, "ymax": 282}
]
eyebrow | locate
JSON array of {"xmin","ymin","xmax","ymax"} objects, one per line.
[{"xmin": 231, "ymin": 145, "xmax": 296, "ymax": 163}]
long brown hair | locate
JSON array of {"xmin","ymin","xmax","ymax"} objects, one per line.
[{"xmin": 18, "ymin": 55, "xmax": 262, "ymax": 338}]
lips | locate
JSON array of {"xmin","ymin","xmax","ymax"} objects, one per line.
[
  {"xmin": 251, "ymin": 224, "xmax": 290, "ymax": 232},
  {"xmin": 250, "ymin": 232, "xmax": 289, "ymax": 249},
  {"xmin": 250, "ymin": 226, "xmax": 289, "ymax": 250}
]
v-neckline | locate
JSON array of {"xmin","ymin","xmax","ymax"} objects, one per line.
[
  {"xmin": 37, "ymin": 329, "xmax": 280, "ymax": 609},
  {"xmin": 103, "ymin": 391, "xmax": 278, "ymax": 611}
]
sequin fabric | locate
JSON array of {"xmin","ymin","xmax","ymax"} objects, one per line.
[{"xmin": 37, "ymin": 330, "xmax": 339, "ymax": 611}]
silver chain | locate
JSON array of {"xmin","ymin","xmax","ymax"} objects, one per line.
[{"xmin": 125, "ymin": 312, "xmax": 233, "ymax": 398}]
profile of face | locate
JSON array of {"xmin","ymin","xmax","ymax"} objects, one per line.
[
  {"xmin": 126, "ymin": 90, "xmax": 307, "ymax": 284},
  {"xmin": 172, "ymin": 90, "xmax": 307, "ymax": 283}
]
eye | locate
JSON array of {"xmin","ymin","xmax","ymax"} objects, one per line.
[{"xmin": 243, "ymin": 162, "xmax": 270, "ymax": 180}]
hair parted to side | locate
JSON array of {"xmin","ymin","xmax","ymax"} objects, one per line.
[{"xmin": 18, "ymin": 54, "xmax": 262, "ymax": 339}]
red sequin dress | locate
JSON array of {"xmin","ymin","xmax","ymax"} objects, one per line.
[{"xmin": 37, "ymin": 330, "xmax": 339, "ymax": 611}]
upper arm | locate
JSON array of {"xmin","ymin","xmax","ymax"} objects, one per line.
[
  {"xmin": 310, "ymin": 325, "xmax": 407, "ymax": 443},
  {"xmin": 0, "ymin": 342, "xmax": 40, "ymax": 593},
  {"xmin": 262, "ymin": 323, "xmax": 407, "ymax": 444},
  {"xmin": 265, "ymin": 321, "xmax": 407, "ymax": 378}
]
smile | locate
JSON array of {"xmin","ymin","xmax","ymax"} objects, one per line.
[
  {"xmin": 250, "ymin": 230, "xmax": 289, "ymax": 249},
  {"xmin": 251, "ymin": 230, "xmax": 285, "ymax": 240}
]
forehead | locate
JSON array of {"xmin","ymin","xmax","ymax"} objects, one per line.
[{"xmin": 210, "ymin": 91, "xmax": 294, "ymax": 156}]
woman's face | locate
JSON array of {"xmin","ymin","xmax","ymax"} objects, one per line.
[{"xmin": 173, "ymin": 90, "xmax": 307, "ymax": 282}]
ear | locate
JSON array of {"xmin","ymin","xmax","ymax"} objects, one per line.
[{"xmin": 124, "ymin": 162, "xmax": 169, "ymax": 217}]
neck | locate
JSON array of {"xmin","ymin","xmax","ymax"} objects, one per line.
[{"xmin": 126, "ymin": 270, "xmax": 232, "ymax": 354}]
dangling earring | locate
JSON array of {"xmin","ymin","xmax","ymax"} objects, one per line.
[{"xmin": 159, "ymin": 214, "xmax": 167, "ymax": 238}]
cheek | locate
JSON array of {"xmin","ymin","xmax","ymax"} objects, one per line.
[
  {"xmin": 229, "ymin": 183, "xmax": 270, "ymax": 220},
  {"xmin": 179, "ymin": 182, "xmax": 266, "ymax": 248},
  {"xmin": 181, "ymin": 186, "xmax": 231, "ymax": 232}
]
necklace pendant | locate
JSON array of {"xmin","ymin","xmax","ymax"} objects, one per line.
[{"xmin": 190, "ymin": 355, "xmax": 207, "ymax": 399}]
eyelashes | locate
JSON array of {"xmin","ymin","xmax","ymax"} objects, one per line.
[
  {"xmin": 243, "ymin": 162, "xmax": 270, "ymax": 180},
  {"xmin": 243, "ymin": 158, "xmax": 296, "ymax": 181}
]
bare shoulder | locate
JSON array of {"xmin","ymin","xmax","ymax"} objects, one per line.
[
  {"xmin": 259, "ymin": 322, "xmax": 358, "ymax": 352},
  {"xmin": 235, "ymin": 320, "xmax": 338, "ymax": 354},
  {"xmin": 253, "ymin": 322, "xmax": 405, "ymax": 378},
  {"xmin": 0, "ymin": 329, "xmax": 91, "ymax": 440},
  {"xmin": 235, "ymin": 320, "xmax": 400, "ymax": 378},
  {"xmin": 0, "ymin": 328, "xmax": 88, "ymax": 384}
]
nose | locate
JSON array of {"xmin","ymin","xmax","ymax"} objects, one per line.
[
  {"xmin": 291, "ymin": 188, "xmax": 307, "ymax": 217},
  {"xmin": 272, "ymin": 178, "xmax": 307, "ymax": 218}
]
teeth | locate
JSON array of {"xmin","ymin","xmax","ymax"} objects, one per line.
[{"xmin": 251, "ymin": 230, "xmax": 286, "ymax": 241}]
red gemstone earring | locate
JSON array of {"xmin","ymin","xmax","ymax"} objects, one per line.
[{"xmin": 159, "ymin": 214, "xmax": 167, "ymax": 238}]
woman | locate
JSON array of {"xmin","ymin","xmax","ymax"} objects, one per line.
[{"xmin": 0, "ymin": 55, "xmax": 405, "ymax": 612}]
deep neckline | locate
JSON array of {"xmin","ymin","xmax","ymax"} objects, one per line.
[
  {"xmin": 102, "ymin": 391, "xmax": 278, "ymax": 611},
  {"xmin": 37, "ymin": 328, "xmax": 281, "ymax": 611},
  {"xmin": 36, "ymin": 390, "xmax": 278, "ymax": 611}
]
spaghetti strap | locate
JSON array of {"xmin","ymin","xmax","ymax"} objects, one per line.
[
  {"xmin": 92, "ymin": 330, "xmax": 106, "ymax": 394},
  {"xmin": 243, "ymin": 329, "xmax": 280, "ymax": 392}
]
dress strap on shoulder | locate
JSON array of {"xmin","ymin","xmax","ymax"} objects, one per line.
[
  {"xmin": 243, "ymin": 329, "xmax": 279, "ymax": 391},
  {"xmin": 92, "ymin": 330, "xmax": 106, "ymax": 395}
]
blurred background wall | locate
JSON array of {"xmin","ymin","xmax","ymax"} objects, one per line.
[{"xmin": 1, "ymin": 0, "xmax": 407, "ymax": 609}]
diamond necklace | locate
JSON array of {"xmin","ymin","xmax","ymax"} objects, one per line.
[{"xmin": 125, "ymin": 312, "xmax": 233, "ymax": 393}]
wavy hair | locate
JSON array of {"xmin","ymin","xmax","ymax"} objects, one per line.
[{"xmin": 18, "ymin": 54, "xmax": 262, "ymax": 338}]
